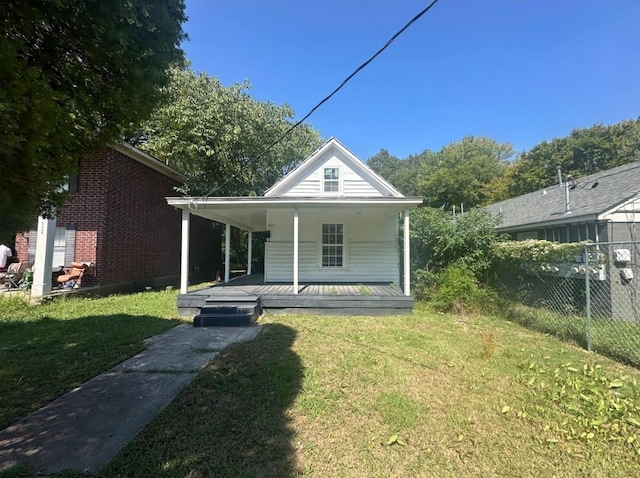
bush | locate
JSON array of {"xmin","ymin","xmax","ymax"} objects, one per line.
[
  {"xmin": 423, "ymin": 262, "xmax": 503, "ymax": 315},
  {"xmin": 412, "ymin": 269, "xmax": 437, "ymax": 301},
  {"xmin": 410, "ymin": 207, "xmax": 505, "ymax": 282},
  {"xmin": 430, "ymin": 263, "xmax": 479, "ymax": 313}
]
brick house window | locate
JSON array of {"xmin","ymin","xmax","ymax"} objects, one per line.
[
  {"xmin": 28, "ymin": 225, "xmax": 76, "ymax": 267},
  {"xmin": 321, "ymin": 223, "xmax": 343, "ymax": 267}
]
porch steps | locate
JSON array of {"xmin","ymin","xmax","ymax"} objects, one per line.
[{"xmin": 193, "ymin": 294, "xmax": 261, "ymax": 327}]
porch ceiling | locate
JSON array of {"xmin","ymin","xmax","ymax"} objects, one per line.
[{"xmin": 167, "ymin": 196, "xmax": 423, "ymax": 231}]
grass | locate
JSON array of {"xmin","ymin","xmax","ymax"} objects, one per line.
[
  {"xmin": 505, "ymin": 302, "xmax": 640, "ymax": 368},
  {"xmin": 0, "ymin": 290, "xmax": 183, "ymax": 430},
  {"xmin": 101, "ymin": 303, "xmax": 640, "ymax": 477},
  {"xmin": 3, "ymin": 292, "xmax": 640, "ymax": 477}
]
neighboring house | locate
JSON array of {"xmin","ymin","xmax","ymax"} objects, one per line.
[
  {"xmin": 485, "ymin": 161, "xmax": 640, "ymax": 321},
  {"xmin": 168, "ymin": 137, "xmax": 423, "ymax": 296},
  {"xmin": 485, "ymin": 161, "xmax": 640, "ymax": 243},
  {"xmin": 15, "ymin": 144, "xmax": 218, "ymax": 293}
]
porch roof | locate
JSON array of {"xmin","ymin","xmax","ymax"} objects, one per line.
[{"xmin": 166, "ymin": 196, "xmax": 423, "ymax": 231}]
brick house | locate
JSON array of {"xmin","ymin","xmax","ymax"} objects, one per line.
[{"xmin": 15, "ymin": 144, "xmax": 219, "ymax": 293}]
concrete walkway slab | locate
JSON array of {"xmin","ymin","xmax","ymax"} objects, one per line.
[{"xmin": 0, "ymin": 323, "xmax": 262, "ymax": 474}]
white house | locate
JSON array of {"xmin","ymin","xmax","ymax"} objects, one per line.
[{"xmin": 167, "ymin": 138, "xmax": 423, "ymax": 297}]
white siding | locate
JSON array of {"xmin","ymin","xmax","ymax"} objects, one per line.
[
  {"xmin": 265, "ymin": 241, "xmax": 399, "ymax": 283},
  {"xmin": 265, "ymin": 241, "xmax": 315, "ymax": 282},
  {"xmin": 602, "ymin": 197, "xmax": 640, "ymax": 223},
  {"xmin": 264, "ymin": 208, "xmax": 400, "ymax": 283},
  {"xmin": 283, "ymin": 152, "xmax": 385, "ymax": 197}
]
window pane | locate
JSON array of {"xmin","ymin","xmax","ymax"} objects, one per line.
[
  {"xmin": 324, "ymin": 180, "xmax": 338, "ymax": 192},
  {"xmin": 321, "ymin": 223, "xmax": 344, "ymax": 267},
  {"xmin": 324, "ymin": 168, "xmax": 338, "ymax": 180},
  {"xmin": 324, "ymin": 168, "xmax": 339, "ymax": 192}
]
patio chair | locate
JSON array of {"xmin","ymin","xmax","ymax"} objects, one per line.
[
  {"xmin": 0, "ymin": 261, "xmax": 34, "ymax": 289},
  {"xmin": 56, "ymin": 262, "xmax": 90, "ymax": 289}
]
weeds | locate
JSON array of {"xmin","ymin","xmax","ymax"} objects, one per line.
[{"xmin": 482, "ymin": 331, "xmax": 496, "ymax": 360}]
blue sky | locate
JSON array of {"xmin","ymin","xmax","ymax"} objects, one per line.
[{"xmin": 182, "ymin": 0, "xmax": 640, "ymax": 161}]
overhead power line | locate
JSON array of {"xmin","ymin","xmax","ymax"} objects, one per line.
[{"xmin": 204, "ymin": 0, "xmax": 443, "ymax": 197}]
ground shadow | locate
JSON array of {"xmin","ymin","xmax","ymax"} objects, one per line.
[
  {"xmin": 0, "ymin": 312, "xmax": 182, "ymax": 475},
  {"xmin": 100, "ymin": 323, "xmax": 303, "ymax": 478},
  {"xmin": 0, "ymin": 313, "xmax": 181, "ymax": 431}
]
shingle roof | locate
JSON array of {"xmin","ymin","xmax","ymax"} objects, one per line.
[{"xmin": 485, "ymin": 161, "xmax": 640, "ymax": 231}]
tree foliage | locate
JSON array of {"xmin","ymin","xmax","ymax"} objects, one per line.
[
  {"xmin": 418, "ymin": 136, "xmax": 514, "ymax": 208},
  {"xmin": 367, "ymin": 149, "xmax": 431, "ymax": 196},
  {"xmin": 409, "ymin": 206, "xmax": 504, "ymax": 309},
  {"xmin": 493, "ymin": 118, "xmax": 640, "ymax": 200},
  {"xmin": 410, "ymin": 206, "xmax": 505, "ymax": 277},
  {"xmin": 368, "ymin": 137, "xmax": 513, "ymax": 208},
  {"xmin": 0, "ymin": 0, "xmax": 187, "ymax": 234},
  {"xmin": 369, "ymin": 119, "xmax": 640, "ymax": 208},
  {"xmin": 130, "ymin": 67, "xmax": 323, "ymax": 196}
]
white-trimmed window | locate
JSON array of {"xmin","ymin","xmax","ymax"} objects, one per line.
[
  {"xmin": 321, "ymin": 223, "xmax": 343, "ymax": 267},
  {"xmin": 323, "ymin": 167, "xmax": 340, "ymax": 192}
]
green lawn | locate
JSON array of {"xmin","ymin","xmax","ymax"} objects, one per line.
[
  {"xmin": 0, "ymin": 291, "xmax": 183, "ymax": 430},
  {"xmin": 102, "ymin": 304, "xmax": 640, "ymax": 477},
  {"xmin": 2, "ymin": 294, "xmax": 640, "ymax": 477}
]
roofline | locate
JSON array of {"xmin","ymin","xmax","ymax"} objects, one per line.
[
  {"xmin": 599, "ymin": 192, "xmax": 640, "ymax": 218},
  {"xmin": 263, "ymin": 138, "xmax": 331, "ymax": 196},
  {"xmin": 111, "ymin": 142, "xmax": 185, "ymax": 183},
  {"xmin": 167, "ymin": 196, "xmax": 423, "ymax": 208},
  {"xmin": 264, "ymin": 137, "xmax": 404, "ymax": 197},
  {"xmin": 330, "ymin": 137, "xmax": 404, "ymax": 197}
]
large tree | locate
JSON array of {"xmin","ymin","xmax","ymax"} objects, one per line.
[
  {"xmin": 130, "ymin": 67, "xmax": 323, "ymax": 196},
  {"xmin": 418, "ymin": 136, "xmax": 514, "ymax": 209},
  {"xmin": 368, "ymin": 149, "xmax": 433, "ymax": 197},
  {"xmin": 368, "ymin": 137, "xmax": 513, "ymax": 207},
  {"xmin": 493, "ymin": 118, "xmax": 640, "ymax": 201},
  {"xmin": 0, "ymin": 0, "xmax": 187, "ymax": 235}
]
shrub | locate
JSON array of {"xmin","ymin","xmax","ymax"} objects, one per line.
[
  {"xmin": 412, "ymin": 268, "xmax": 437, "ymax": 301},
  {"xmin": 431, "ymin": 262, "xmax": 479, "ymax": 313},
  {"xmin": 410, "ymin": 206, "xmax": 505, "ymax": 282}
]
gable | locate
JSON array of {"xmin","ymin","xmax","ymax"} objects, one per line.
[{"xmin": 264, "ymin": 138, "xmax": 403, "ymax": 198}]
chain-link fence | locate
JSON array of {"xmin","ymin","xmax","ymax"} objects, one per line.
[{"xmin": 495, "ymin": 241, "xmax": 640, "ymax": 368}]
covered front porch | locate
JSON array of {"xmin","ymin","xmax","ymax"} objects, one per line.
[
  {"xmin": 178, "ymin": 274, "xmax": 414, "ymax": 317},
  {"xmin": 169, "ymin": 196, "xmax": 420, "ymax": 293},
  {"xmin": 168, "ymin": 194, "xmax": 422, "ymax": 321}
]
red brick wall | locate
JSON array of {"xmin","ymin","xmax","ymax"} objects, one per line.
[
  {"xmin": 15, "ymin": 147, "xmax": 220, "ymax": 289},
  {"xmin": 98, "ymin": 149, "xmax": 182, "ymax": 285},
  {"xmin": 14, "ymin": 234, "xmax": 29, "ymax": 261}
]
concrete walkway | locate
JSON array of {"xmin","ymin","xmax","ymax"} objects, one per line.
[{"xmin": 0, "ymin": 323, "xmax": 262, "ymax": 474}]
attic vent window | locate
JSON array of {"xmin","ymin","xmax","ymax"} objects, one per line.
[{"xmin": 323, "ymin": 167, "xmax": 340, "ymax": 192}]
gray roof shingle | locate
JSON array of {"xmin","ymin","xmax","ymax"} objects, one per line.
[{"xmin": 485, "ymin": 161, "xmax": 640, "ymax": 230}]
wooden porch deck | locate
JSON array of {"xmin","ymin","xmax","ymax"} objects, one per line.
[{"xmin": 178, "ymin": 274, "xmax": 414, "ymax": 317}]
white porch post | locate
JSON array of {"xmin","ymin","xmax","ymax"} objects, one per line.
[
  {"xmin": 224, "ymin": 223, "xmax": 231, "ymax": 282},
  {"xmin": 247, "ymin": 230, "xmax": 253, "ymax": 275},
  {"xmin": 31, "ymin": 215, "xmax": 57, "ymax": 299},
  {"xmin": 180, "ymin": 210, "xmax": 190, "ymax": 294},
  {"xmin": 293, "ymin": 208, "xmax": 299, "ymax": 294},
  {"xmin": 403, "ymin": 209, "xmax": 411, "ymax": 296}
]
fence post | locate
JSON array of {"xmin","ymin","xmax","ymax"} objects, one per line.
[{"xmin": 585, "ymin": 245, "xmax": 592, "ymax": 352}]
